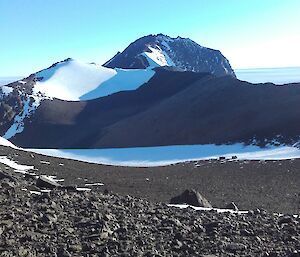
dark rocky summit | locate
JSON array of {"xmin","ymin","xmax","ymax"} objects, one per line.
[{"xmin": 104, "ymin": 34, "xmax": 236, "ymax": 77}]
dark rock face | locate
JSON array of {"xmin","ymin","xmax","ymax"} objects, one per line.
[
  {"xmin": 170, "ymin": 189, "xmax": 212, "ymax": 208},
  {"xmin": 0, "ymin": 75, "xmax": 37, "ymax": 136},
  {"xmin": 104, "ymin": 34, "xmax": 236, "ymax": 77}
]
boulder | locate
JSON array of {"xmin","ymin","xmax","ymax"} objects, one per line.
[
  {"xmin": 36, "ymin": 175, "xmax": 61, "ymax": 189},
  {"xmin": 170, "ymin": 189, "xmax": 212, "ymax": 208}
]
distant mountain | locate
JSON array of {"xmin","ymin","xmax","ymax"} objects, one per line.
[{"xmin": 104, "ymin": 34, "xmax": 236, "ymax": 77}]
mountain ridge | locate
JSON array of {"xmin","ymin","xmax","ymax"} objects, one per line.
[{"xmin": 0, "ymin": 34, "xmax": 299, "ymax": 149}]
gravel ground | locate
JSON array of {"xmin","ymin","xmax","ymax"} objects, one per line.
[
  {"xmin": 1, "ymin": 162, "xmax": 300, "ymax": 256},
  {"xmin": 2, "ymin": 146, "xmax": 299, "ymax": 214}
]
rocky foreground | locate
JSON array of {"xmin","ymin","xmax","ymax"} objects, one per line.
[{"xmin": 1, "ymin": 168, "xmax": 300, "ymax": 257}]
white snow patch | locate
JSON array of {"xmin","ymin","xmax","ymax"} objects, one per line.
[
  {"xmin": 41, "ymin": 175, "xmax": 63, "ymax": 183},
  {"xmin": 40, "ymin": 160, "xmax": 50, "ymax": 165},
  {"xmin": 40, "ymin": 189, "xmax": 51, "ymax": 193},
  {"xmin": 76, "ymin": 187, "xmax": 92, "ymax": 192},
  {"xmin": 34, "ymin": 60, "xmax": 116, "ymax": 101},
  {"xmin": 34, "ymin": 59, "xmax": 155, "ymax": 101},
  {"xmin": 0, "ymin": 137, "xmax": 18, "ymax": 149},
  {"xmin": 29, "ymin": 191, "xmax": 42, "ymax": 195},
  {"xmin": 55, "ymin": 179, "xmax": 65, "ymax": 182},
  {"xmin": 168, "ymin": 204, "xmax": 248, "ymax": 214},
  {"xmin": 28, "ymin": 144, "xmax": 300, "ymax": 167},
  {"xmin": 85, "ymin": 183, "xmax": 104, "ymax": 186},
  {"xmin": 142, "ymin": 46, "xmax": 175, "ymax": 68},
  {"xmin": 80, "ymin": 68, "xmax": 155, "ymax": 100},
  {"xmin": 0, "ymin": 156, "xmax": 34, "ymax": 173}
]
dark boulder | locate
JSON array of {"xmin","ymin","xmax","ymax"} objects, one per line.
[
  {"xmin": 170, "ymin": 189, "xmax": 212, "ymax": 208},
  {"xmin": 36, "ymin": 175, "xmax": 61, "ymax": 189}
]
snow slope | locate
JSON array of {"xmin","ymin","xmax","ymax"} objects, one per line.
[
  {"xmin": 80, "ymin": 68, "xmax": 155, "ymax": 100},
  {"xmin": 0, "ymin": 156, "xmax": 34, "ymax": 173},
  {"xmin": 34, "ymin": 59, "xmax": 155, "ymax": 101},
  {"xmin": 0, "ymin": 136, "xmax": 17, "ymax": 149},
  {"xmin": 29, "ymin": 144, "xmax": 300, "ymax": 167}
]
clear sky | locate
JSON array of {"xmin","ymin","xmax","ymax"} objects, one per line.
[{"xmin": 0, "ymin": 0, "xmax": 299, "ymax": 76}]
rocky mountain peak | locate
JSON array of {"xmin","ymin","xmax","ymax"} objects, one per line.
[{"xmin": 104, "ymin": 34, "xmax": 236, "ymax": 77}]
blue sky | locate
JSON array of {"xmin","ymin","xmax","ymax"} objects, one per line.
[{"xmin": 0, "ymin": 0, "xmax": 299, "ymax": 76}]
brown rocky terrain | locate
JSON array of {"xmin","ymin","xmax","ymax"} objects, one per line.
[
  {"xmin": 1, "ymin": 144, "xmax": 300, "ymax": 256},
  {"xmin": 1, "ymin": 145, "xmax": 300, "ymax": 214}
]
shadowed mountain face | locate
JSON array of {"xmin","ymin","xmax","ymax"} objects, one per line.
[
  {"xmin": 9, "ymin": 68, "xmax": 300, "ymax": 148},
  {"xmin": 104, "ymin": 34, "xmax": 236, "ymax": 78}
]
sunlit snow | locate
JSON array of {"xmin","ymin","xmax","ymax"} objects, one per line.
[
  {"xmin": 34, "ymin": 59, "xmax": 155, "ymax": 101},
  {"xmin": 168, "ymin": 204, "xmax": 248, "ymax": 214},
  {"xmin": 0, "ymin": 156, "xmax": 34, "ymax": 173},
  {"xmin": 80, "ymin": 68, "xmax": 155, "ymax": 100},
  {"xmin": 0, "ymin": 136, "xmax": 18, "ymax": 149},
  {"xmin": 142, "ymin": 46, "xmax": 175, "ymax": 68}
]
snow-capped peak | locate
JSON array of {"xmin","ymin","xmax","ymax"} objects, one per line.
[
  {"xmin": 33, "ymin": 59, "xmax": 155, "ymax": 101},
  {"xmin": 34, "ymin": 59, "xmax": 117, "ymax": 101}
]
